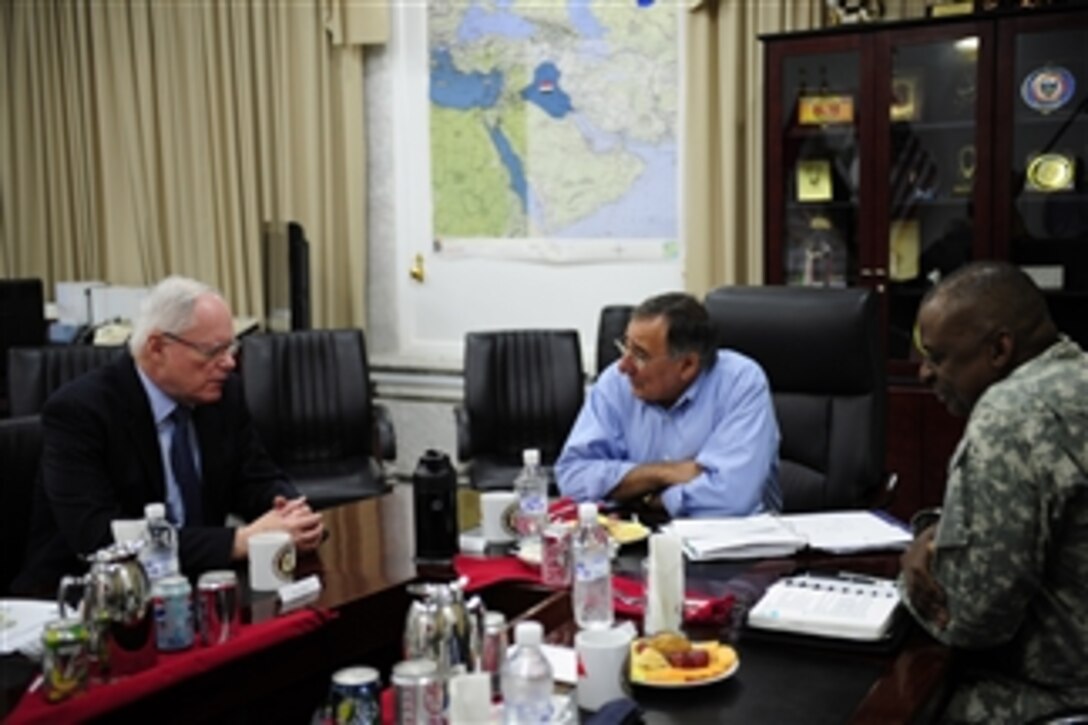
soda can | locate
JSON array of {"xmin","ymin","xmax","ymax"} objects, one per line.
[
  {"xmin": 152, "ymin": 575, "xmax": 194, "ymax": 651},
  {"xmin": 541, "ymin": 521, "xmax": 573, "ymax": 587},
  {"xmin": 41, "ymin": 618, "xmax": 90, "ymax": 703},
  {"xmin": 196, "ymin": 570, "xmax": 240, "ymax": 646},
  {"xmin": 391, "ymin": 658, "xmax": 444, "ymax": 725},
  {"xmin": 480, "ymin": 610, "xmax": 508, "ymax": 697},
  {"xmin": 328, "ymin": 666, "xmax": 381, "ymax": 724}
]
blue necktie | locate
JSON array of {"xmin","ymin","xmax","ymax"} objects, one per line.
[{"xmin": 170, "ymin": 406, "xmax": 203, "ymax": 526}]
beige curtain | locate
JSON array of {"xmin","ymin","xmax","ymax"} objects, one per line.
[
  {"xmin": 683, "ymin": 0, "xmax": 926, "ymax": 296},
  {"xmin": 0, "ymin": 0, "xmax": 388, "ymax": 327}
]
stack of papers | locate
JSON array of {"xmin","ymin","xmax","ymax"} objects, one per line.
[{"xmin": 662, "ymin": 511, "xmax": 911, "ymax": 562}]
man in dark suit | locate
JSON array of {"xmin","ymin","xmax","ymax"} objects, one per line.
[{"xmin": 14, "ymin": 276, "xmax": 323, "ymax": 594}]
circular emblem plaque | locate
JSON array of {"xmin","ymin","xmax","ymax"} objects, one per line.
[
  {"xmin": 1026, "ymin": 153, "xmax": 1074, "ymax": 192},
  {"xmin": 1020, "ymin": 66, "xmax": 1075, "ymax": 115}
]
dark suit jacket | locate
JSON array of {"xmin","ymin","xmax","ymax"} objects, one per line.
[{"xmin": 14, "ymin": 354, "xmax": 296, "ymax": 594}]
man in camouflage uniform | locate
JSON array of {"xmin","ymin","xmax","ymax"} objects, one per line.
[{"xmin": 900, "ymin": 261, "xmax": 1088, "ymax": 723}]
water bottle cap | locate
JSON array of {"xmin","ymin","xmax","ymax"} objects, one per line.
[
  {"xmin": 578, "ymin": 502, "xmax": 598, "ymax": 523},
  {"xmin": 514, "ymin": 620, "xmax": 543, "ymax": 646},
  {"xmin": 522, "ymin": 448, "xmax": 540, "ymax": 466},
  {"xmin": 145, "ymin": 503, "xmax": 166, "ymax": 520}
]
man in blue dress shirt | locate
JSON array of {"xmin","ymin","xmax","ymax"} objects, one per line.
[{"xmin": 556, "ymin": 292, "xmax": 780, "ymax": 518}]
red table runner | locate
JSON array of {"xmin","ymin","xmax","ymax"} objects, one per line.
[{"xmin": 8, "ymin": 607, "xmax": 335, "ymax": 724}]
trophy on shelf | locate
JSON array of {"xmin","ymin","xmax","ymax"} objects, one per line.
[
  {"xmin": 1025, "ymin": 152, "xmax": 1075, "ymax": 193},
  {"xmin": 787, "ymin": 215, "xmax": 847, "ymax": 288},
  {"xmin": 796, "ymin": 159, "xmax": 834, "ymax": 202},
  {"xmin": 889, "ymin": 219, "xmax": 921, "ymax": 282},
  {"xmin": 1020, "ymin": 65, "xmax": 1076, "ymax": 115}
]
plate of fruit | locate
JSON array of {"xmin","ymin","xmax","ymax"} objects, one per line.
[{"xmin": 629, "ymin": 631, "xmax": 739, "ymax": 688}]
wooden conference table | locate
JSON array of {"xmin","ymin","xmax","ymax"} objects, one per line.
[{"xmin": 2, "ymin": 486, "xmax": 951, "ymax": 723}]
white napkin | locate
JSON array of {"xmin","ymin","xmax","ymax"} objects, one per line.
[{"xmin": 644, "ymin": 533, "xmax": 684, "ymax": 634}]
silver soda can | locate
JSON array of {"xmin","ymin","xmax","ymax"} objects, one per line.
[
  {"xmin": 480, "ymin": 610, "xmax": 508, "ymax": 697},
  {"xmin": 152, "ymin": 575, "xmax": 194, "ymax": 651},
  {"xmin": 391, "ymin": 658, "xmax": 444, "ymax": 725},
  {"xmin": 328, "ymin": 666, "xmax": 381, "ymax": 724},
  {"xmin": 196, "ymin": 570, "xmax": 240, "ymax": 646}
]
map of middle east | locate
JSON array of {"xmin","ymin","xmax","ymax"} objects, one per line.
[{"xmin": 429, "ymin": 0, "xmax": 679, "ymax": 240}]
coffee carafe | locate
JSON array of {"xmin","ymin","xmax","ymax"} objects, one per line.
[
  {"xmin": 403, "ymin": 577, "xmax": 485, "ymax": 676},
  {"xmin": 58, "ymin": 540, "xmax": 156, "ymax": 678}
]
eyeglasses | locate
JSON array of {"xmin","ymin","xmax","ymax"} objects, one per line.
[
  {"xmin": 163, "ymin": 332, "xmax": 239, "ymax": 361},
  {"xmin": 613, "ymin": 337, "xmax": 670, "ymax": 369}
]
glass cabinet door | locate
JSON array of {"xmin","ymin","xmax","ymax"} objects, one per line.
[
  {"xmin": 1001, "ymin": 18, "xmax": 1088, "ymax": 293},
  {"xmin": 877, "ymin": 26, "xmax": 992, "ymax": 362},
  {"xmin": 766, "ymin": 38, "xmax": 864, "ymax": 288}
]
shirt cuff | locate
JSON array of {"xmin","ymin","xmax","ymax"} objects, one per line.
[{"xmin": 660, "ymin": 485, "xmax": 684, "ymax": 517}]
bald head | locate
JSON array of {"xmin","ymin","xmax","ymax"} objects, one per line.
[{"xmin": 922, "ymin": 261, "xmax": 1058, "ymax": 364}]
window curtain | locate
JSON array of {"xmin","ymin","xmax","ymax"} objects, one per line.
[
  {"xmin": 0, "ymin": 0, "xmax": 388, "ymax": 327},
  {"xmin": 683, "ymin": 0, "xmax": 926, "ymax": 296}
]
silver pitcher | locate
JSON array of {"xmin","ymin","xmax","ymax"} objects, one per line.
[
  {"xmin": 59, "ymin": 540, "xmax": 157, "ymax": 679},
  {"xmin": 403, "ymin": 577, "xmax": 486, "ymax": 676}
]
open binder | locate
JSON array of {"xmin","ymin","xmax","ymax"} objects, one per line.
[{"xmin": 746, "ymin": 573, "xmax": 901, "ymax": 642}]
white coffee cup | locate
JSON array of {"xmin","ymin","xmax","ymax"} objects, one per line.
[
  {"xmin": 480, "ymin": 491, "xmax": 519, "ymax": 544},
  {"xmin": 248, "ymin": 530, "xmax": 296, "ymax": 592},
  {"xmin": 111, "ymin": 519, "xmax": 148, "ymax": 545},
  {"xmin": 575, "ymin": 623, "xmax": 636, "ymax": 711}
]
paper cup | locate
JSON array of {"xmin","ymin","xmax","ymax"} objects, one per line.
[
  {"xmin": 575, "ymin": 625, "xmax": 635, "ymax": 711},
  {"xmin": 110, "ymin": 519, "xmax": 148, "ymax": 545},
  {"xmin": 248, "ymin": 531, "xmax": 295, "ymax": 592},
  {"xmin": 480, "ymin": 492, "xmax": 518, "ymax": 544}
]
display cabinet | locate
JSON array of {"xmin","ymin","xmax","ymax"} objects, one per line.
[
  {"xmin": 762, "ymin": 7, "xmax": 1087, "ymax": 516},
  {"xmin": 762, "ymin": 6, "xmax": 1087, "ymax": 369}
]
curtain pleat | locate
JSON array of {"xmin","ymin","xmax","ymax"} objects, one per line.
[{"xmin": 1, "ymin": 0, "xmax": 382, "ymax": 327}]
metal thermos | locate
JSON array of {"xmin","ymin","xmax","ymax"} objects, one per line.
[{"xmin": 412, "ymin": 449, "xmax": 459, "ymax": 563}]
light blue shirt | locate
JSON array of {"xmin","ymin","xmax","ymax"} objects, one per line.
[
  {"xmin": 556, "ymin": 350, "xmax": 781, "ymax": 518},
  {"xmin": 136, "ymin": 368, "xmax": 202, "ymax": 526}
]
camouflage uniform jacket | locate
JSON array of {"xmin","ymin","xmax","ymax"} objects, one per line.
[{"xmin": 905, "ymin": 337, "xmax": 1088, "ymax": 723}]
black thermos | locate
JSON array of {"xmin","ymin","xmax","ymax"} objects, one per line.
[{"xmin": 412, "ymin": 449, "xmax": 459, "ymax": 563}]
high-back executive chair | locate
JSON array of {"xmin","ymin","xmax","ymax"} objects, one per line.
[
  {"xmin": 0, "ymin": 279, "xmax": 47, "ymax": 415},
  {"xmin": 0, "ymin": 415, "xmax": 42, "ymax": 594},
  {"xmin": 596, "ymin": 305, "xmax": 635, "ymax": 376},
  {"xmin": 7, "ymin": 345, "xmax": 126, "ymax": 417},
  {"xmin": 240, "ymin": 329, "xmax": 396, "ymax": 509},
  {"xmin": 456, "ymin": 330, "xmax": 585, "ymax": 491},
  {"xmin": 704, "ymin": 286, "xmax": 887, "ymax": 512}
]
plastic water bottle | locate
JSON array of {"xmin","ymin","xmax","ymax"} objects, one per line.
[
  {"xmin": 513, "ymin": 449, "xmax": 548, "ymax": 544},
  {"xmin": 140, "ymin": 503, "xmax": 180, "ymax": 582},
  {"xmin": 500, "ymin": 621, "xmax": 554, "ymax": 724},
  {"xmin": 572, "ymin": 502, "xmax": 614, "ymax": 630}
]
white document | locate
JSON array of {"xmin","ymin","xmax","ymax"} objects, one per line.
[
  {"xmin": 777, "ymin": 511, "xmax": 912, "ymax": 554},
  {"xmin": 663, "ymin": 514, "xmax": 807, "ymax": 561},
  {"xmin": 663, "ymin": 511, "xmax": 910, "ymax": 562},
  {"xmin": 746, "ymin": 573, "xmax": 901, "ymax": 641},
  {"xmin": 0, "ymin": 599, "xmax": 60, "ymax": 655}
]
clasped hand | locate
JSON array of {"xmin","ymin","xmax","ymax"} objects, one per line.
[{"xmin": 237, "ymin": 495, "xmax": 325, "ymax": 558}]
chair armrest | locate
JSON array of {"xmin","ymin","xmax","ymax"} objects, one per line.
[
  {"xmin": 454, "ymin": 405, "xmax": 472, "ymax": 462},
  {"xmin": 373, "ymin": 404, "xmax": 397, "ymax": 461}
]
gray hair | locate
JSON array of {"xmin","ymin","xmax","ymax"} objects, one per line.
[{"xmin": 128, "ymin": 276, "xmax": 219, "ymax": 355}]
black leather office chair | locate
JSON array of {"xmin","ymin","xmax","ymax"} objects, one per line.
[
  {"xmin": 7, "ymin": 345, "xmax": 126, "ymax": 417},
  {"xmin": 596, "ymin": 305, "xmax": 635, "ymax": 376},
  {"xmin": 0, "ymin": 415, "xmax": 42, "ymax": 594},
  {"xmin": 240, "ymin": 329, "xmax": 396, "ymax": 509},
  {"xmin": 0, "ymin": 279, "xmax": 47, "ymax": 416},
  {"xmin": 705, "ymin": 286, "xmax": 887, "ymax": 512},
  {"xmin": 456, "ymin": 330, "xmax": 585, "ymax": 491}
]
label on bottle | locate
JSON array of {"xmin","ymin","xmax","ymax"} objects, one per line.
[
  {"xmin": 574, "ymin": 551, "xmax": 610, "ymax": 582},
  {"xmin": 519, "ymin": 492, "xmax": 547, "ymax": 516}
]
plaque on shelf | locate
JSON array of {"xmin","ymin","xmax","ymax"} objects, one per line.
[
  {"xmin": 889, "ymin": 220, "xmax": 921, "ymax": 282},
  {"xmin": 787, "ymin": 216, "xmax": 848, "ymax": 288},
  {"xmin": 1025, "ymin": 152, "xmax": 1074, "ymax": 192},
  {"xmin": 1020, "ymin": 66, "xmax": 1075, "ymax": 115},
  {"xmin": 952, "ymin": 144, "xmax": 976, "ymax": 195},
  {"xmin": 890, "ymin": 76, "xmax": 921, "ymax": 122},
  {"xmin": 798, "ymin": 94, "xmax": 855, "ymax": 125},
  {"xmin": 926, "ymin": 1, "xmax": 974, "ymax": 17},
  {"xmin": 796, "ymin": 159, "xmax": 834, "ymax": 202}
]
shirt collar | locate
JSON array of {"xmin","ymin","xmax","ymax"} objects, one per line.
[
  {"xmin": 665, "ymin": 364, "xmax": 709, "ymax": 413},
  {"xmin": 135, "ymin": 366, "xmax": 181, "ymax": 426}
]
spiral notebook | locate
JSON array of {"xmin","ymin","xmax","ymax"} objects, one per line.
[{"xmin": 746, "ymin": 573, "xmax": 901, "ymax": 642}]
